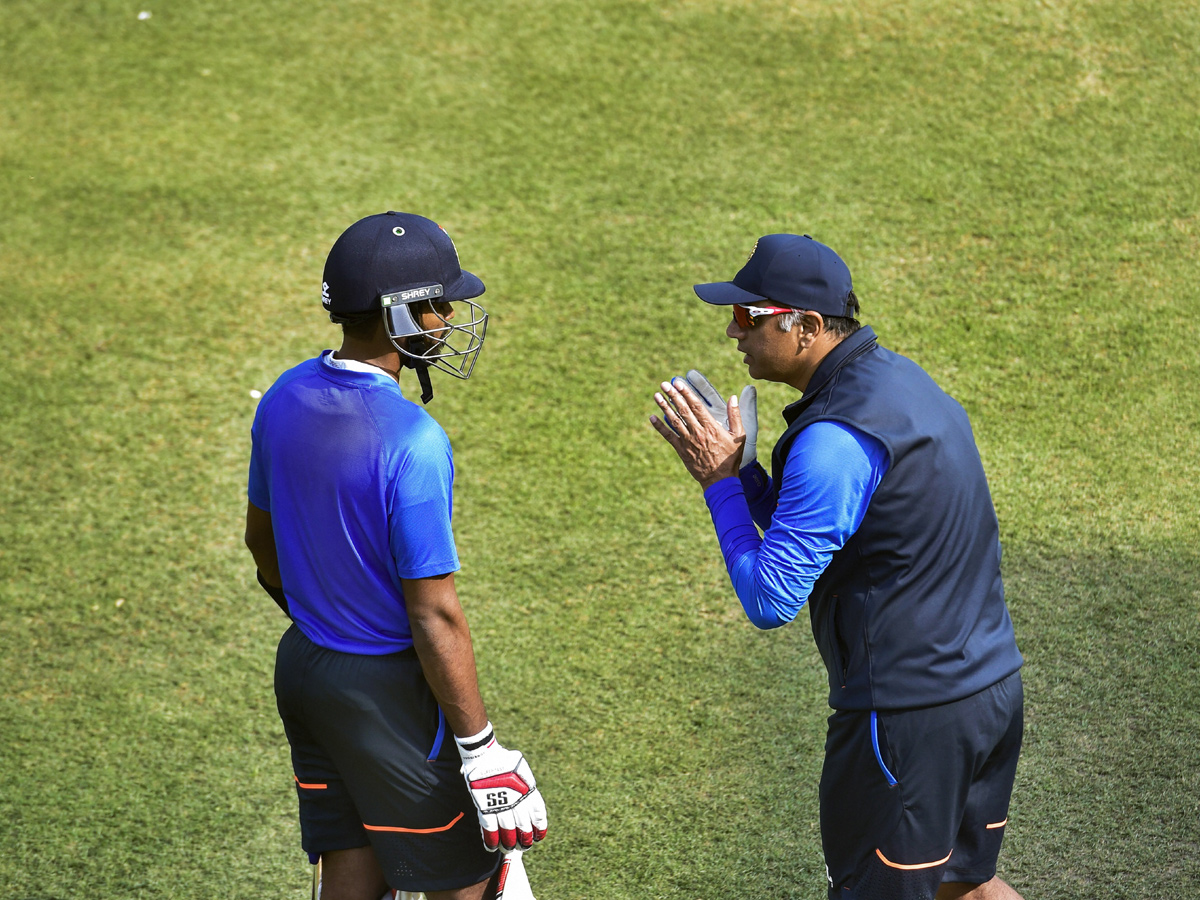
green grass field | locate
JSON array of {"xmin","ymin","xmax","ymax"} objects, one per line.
[{"xmin": 2, "ymin": 0, "xmax": 1198, "ymax": 897}]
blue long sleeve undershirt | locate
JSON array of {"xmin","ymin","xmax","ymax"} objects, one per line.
[{"xmin": 703, "ymin": 421, "xmax": 890, "ymax": 629}]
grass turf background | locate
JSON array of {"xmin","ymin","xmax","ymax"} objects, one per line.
[{"xmin": 1, "ymin": 0, "xmax": 1197, "ymax": 896}]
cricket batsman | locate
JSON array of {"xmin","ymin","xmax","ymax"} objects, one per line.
[{"xmin": 245, "ymin": 212, "xmax": 547, "ymax": 900}]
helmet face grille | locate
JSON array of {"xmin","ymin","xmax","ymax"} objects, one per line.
[{"xmin": 383, "ymin": 298, "xmax": 488, "ymax": 379}]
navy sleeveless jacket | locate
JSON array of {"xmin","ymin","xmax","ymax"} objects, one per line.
[{"xmin": 771, "ymin": 327, "xmax": 1022, "ymax": 710}]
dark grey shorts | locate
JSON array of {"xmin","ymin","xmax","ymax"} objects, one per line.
[
  {"xmin": 820, "ymin": 670, "xmax": 1024, "ymax": 899},
  {"xmin": 274, "ymin": 625, "xmax": 501, "ymax": 893}
]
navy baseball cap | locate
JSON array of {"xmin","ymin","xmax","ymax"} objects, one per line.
[
  {"xmin": 321, "ymin": 211, "xmax": 485, "ymax": 316},
  {"xmin": 694, "ymin": 233, "xmax": 854, "ymax": 317}
]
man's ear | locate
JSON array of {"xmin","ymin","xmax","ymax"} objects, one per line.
[{"xmin": 797, "ymin": 311, "xmax": 825, "ymax": 348}]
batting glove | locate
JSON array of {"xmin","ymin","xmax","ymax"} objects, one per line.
[
  {"xmin": 680, "ymin": 370, "xmax": 758, "ymax": 469},
  {"xmin": 456, "ymin": 723, "xmax": 548, "ymax": 853}
]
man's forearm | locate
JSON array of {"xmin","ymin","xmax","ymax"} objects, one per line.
[
  {"xmin": 256, "ymin": 569, "xmax": 291, "ymax": 617},
  {"xmin": 409, "ymin": 607, "xmax": 489, "ymax": 738},
  {"xmin": 252, "ymin": 554, "xmax": 281, "ymax": 586},
  {"xmin": 245, "ymin": 502, "xmax": 281, "ymax": 585},
  {"xmin": 705, "ymin": 476, "xmax": 802, "ymax": 629}
]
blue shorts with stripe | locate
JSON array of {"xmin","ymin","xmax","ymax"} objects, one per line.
[
  {"xmin": 820, "ymin": 670, "xmax": 1024, "ymax": 899},
  {"xmin": 274, "ymin": 624, "xmax": 500, "ymax": 893}
]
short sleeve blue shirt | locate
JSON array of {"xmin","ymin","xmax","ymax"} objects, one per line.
[{"xmin": 248, "ymin": 351, "xmax": 459, "ymax": 653}]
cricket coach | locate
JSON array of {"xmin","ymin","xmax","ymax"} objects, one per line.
[
  {"xmin": 650, "ymin": 234, "xmax": 1025, "ymax": 900},
  {"xmin": 245, "ymin": 212, "xmax": 546, "ymax": 900}
]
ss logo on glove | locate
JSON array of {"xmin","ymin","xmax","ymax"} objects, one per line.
[{"xmin": 456, "ymin": 724, "xmax": 549, "ymax": 852}]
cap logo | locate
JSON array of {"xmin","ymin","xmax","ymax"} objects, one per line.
[
  {"xmin": 439, "ymin": 224, "xmax": 462, "ymax": 266},
  {"xmin": 321, "ymin": 281, "xmax": 331, "ymax": 308},
  {"xmin": 381, "ymin": 284, "xmax": 445, "ymax": 306},
  {"xmin": 746, "ymin": 239, "xmax": 759, "ymax": 262},
  {"xmin": 392, "ymin": 226, "xmax": 405, "ymax": 236}
]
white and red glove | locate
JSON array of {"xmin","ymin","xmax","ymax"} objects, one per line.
[{"xmin": 455, "ymin": 723, "xmax": 548, "ymax": 852}]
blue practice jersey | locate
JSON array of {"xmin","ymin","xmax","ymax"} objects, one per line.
[{"xmin": 248, "ymin": 351, "xmax": 460, "ymax": 654}]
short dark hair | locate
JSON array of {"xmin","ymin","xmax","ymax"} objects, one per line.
[
  {"xmin": 330, "ymin": 311, "xmax": 380, "ymax": 339},
  {"xmin": 821, "ymin": 291, "xmax": 861, "ymax": 339}
]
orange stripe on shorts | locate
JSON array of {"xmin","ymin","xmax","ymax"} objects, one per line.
[
  {"xmin": 363, "ymin": 811, "xmax": 465, "ymax": 834},
  {"xmin": 986, "ymin": 818, "xmax": 1008, "ymax": 830},
  {"xmin": 875, "ymin": 848, "xmax": 953, "ymax": 870},
  {"xmin": 294, "ymin": 775, "xmax": 328, "ymax": 790}
]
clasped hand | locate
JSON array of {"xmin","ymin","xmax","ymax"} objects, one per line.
[{"xmin": 650, "ymin": 375, "xmax": 746, "ymax": 489}]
